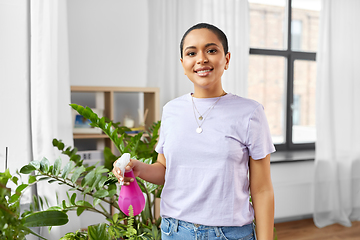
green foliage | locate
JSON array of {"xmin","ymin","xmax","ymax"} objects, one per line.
[
  {"xmin": 2, "ymin": 103, "xmax": 162, "ymax": 239},
  {"xmin": 88, "ymin": 223, "xmax": 111, "ymax": 240},
  {"xmin": 60, "ymin": 229, "xmax": 88, "ymax": 240},
  {"xmin": 0, "ymin": 170, "xmax": 67, "ymax": 239}
]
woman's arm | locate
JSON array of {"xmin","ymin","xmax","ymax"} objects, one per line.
[
  {"xmin": 112, "ymin": 153, "xmax": 166, "ymax": 186},
  {"xmin": 249, "ymin": 154, "xmax": 274, "ymax": 240}
]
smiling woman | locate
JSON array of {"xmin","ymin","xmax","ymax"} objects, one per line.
[
  {"xmin": 180, "ymin": 28, "xmax": 230, "ymax": 98},
  {"xmin": 112, "ymin": 23, "xmax": 276, "ymax": 240}
]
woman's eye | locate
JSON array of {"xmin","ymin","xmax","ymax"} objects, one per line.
[
  {"xmin": 207, "ymin": 49, "xmax": 217, "ymax": 54},
  {"xmin": 187, "ymin": 52, "xmax": 196, "ymax": 56}
]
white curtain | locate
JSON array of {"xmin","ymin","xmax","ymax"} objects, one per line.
[
  {"xmin": 147, "ymin": 0, "xmax": 249, "ymax": 108},
  {"xmin": 314, "ymin": 0, "xmax": 360, "ymax": 228},
  {"xmin": 30, "ymin": 0, "xmax": 80, "ymax": 238}
]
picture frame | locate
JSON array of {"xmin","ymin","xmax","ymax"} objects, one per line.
[{"xmin": 72, "ymin": 108, "xmax": 103, "ymax": 134}]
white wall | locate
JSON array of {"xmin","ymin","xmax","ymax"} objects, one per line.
[
  {"xmin": 67, "ymin": 0, "xmax": 148, "ymax": 87},
  {"xmin": 272, "ymin": 161, "xmax": 314, "ymax": 221},
  {"xmin": 67, "ymin": 0, "xmax": 314, "ymax": 223}
]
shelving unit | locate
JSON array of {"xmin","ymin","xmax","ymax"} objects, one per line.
[{"xmin": 71, "ymin": 86, "xmax": 160, "ymax": 153}]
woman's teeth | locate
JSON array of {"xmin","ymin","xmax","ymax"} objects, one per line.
[{"xmin": 197, "ymin": 70, "xmax": 211, "ymax": 73}]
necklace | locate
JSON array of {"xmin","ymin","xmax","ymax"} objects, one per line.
[{"xmin": 191, "ymin": 92, "xmax": 226, "ymax": 134}]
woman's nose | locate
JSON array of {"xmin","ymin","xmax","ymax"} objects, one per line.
[{"xmin": 197, "ymin": 52, "xmax": 208, "ymax": 64}]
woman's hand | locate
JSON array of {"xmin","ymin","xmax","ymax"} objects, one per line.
[
  {"xmin": 112, "ymin": 159, "xmax": 140, "ymax": 185},
  {"xmin": 112, "ymin": 153, "xmax": 167, "ymax": 186}
]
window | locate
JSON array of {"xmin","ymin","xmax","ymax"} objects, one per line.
[{"xmin": 248, "ymin": 0, "xmax": 321, "ymax": 151}]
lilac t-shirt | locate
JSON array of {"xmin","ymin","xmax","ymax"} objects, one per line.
[{"xmin": 155, "ymin": 93, "xmax": 275, "ymax": 227}]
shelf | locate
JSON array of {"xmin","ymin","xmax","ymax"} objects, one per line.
[
  {"xmin": 73, "ymin": 134, "xmax": 108, "ymax": 139},
  {"xmin": 71, "ymin": 86, "xmax": 160, "ymax": 153}
]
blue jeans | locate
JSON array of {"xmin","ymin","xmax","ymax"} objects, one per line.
[{"xmin": 161, "ymin": 218, "xmax": 256, "ymax": 240}]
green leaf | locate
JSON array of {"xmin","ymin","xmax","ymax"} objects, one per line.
[
  {"xmin": 97, "ymin": 175, "xmax": 108, "ymax": 189},
  {"xmin": 69, "ymin": 103, "xmax": 78, "ymax": 111},
  {"xmin": 76, "ymin": 200, "xmax": 93, "ymax": 208},
  {"xmin": 95, "ymin": 165, "xmax": 109, "ymax": 175},
  {"xmin": 64, "ymin": 146, "xmax": 72, "ymax": 155},
  {"xmin": 29, "ymin": 160, "xmax": 41, "ymax": 169},
  {"xmin": 83, "ymin": 187, "xmax": 92, "ymax": 194},
  {"xmin": 48, "ymin": 165, "xmax": 53, "ymax": 174},
  {"xmin": 92, "ymin": 173, "xmax": 103, "ymax": 191},
  {"xmin": 93, "ymin": 198, "xmax": 102, "ymax": 206},
  {"xmin": 47, "ymin": 206, "xmax": 62, "ymax": 211},
  {"xmin": 111, "ymin": 128, "xmax": 118, "ymax": 139},
  {"xmin": 9, "ymin": 194, "xmax": 20, "ymax": 203},
  {"xmin": 82, "ymin": 170, "xmax": 96, "ymax": 188},
  {"xmin": 88, "ymin": 223, "xmax": 111, "ymax": 240},
  {"xmin": 71, "ymin": 166, "xmax": 85, "ymax": 183},
  {"xmin": 107, "ymin": 189, "xmax": 117, "ymax": 198},
  {"xmin": 38, "ymin": 177, "xmax": 51, "ymax": 181},
  {"xmin": 48, "ymin": 179, "xmax": 57, "ymax": 184},
  {"xmin": 40, "ymin": 157, "xmax": 50, "ymax": 173},
  {"xmin": 76, "ymin": 207, "xmax": 86, "ymax": 216},
  {"xmin": 53, "ymin": 157, "xmax": 62, "ymax": 176},
  {"xmin": 70, "ymin": 154, "xmax": 81, "ymax": 163},
  {"xmin": 58, "ymin": 142, "xmax": 65, "ymax": 150},
  {"xmin": 22, "ymin": 210, "xmax": 69, "ymax": 227},
  {"xmin": 90, "ymin": 113, "xmax": 98, "ymax": 124},
  {"xmin": 93, "ymin": 189, "xmax": 109, "ymax": 199},
  {"xmin": 28, "ymin": 175, "xmax": 37, "ymax": 184},
  {"xmin": 20, "ymin": 164, "xmax": 37, "ymax": 174},
  {"xmin": 52, "ymin": 138, "xmax": 59, "ymax": 146},
  {"xmin": 70, "ymin": 193, "xmax": 77, "ymax": 205},
  {"xmin": 70, "ymin": 147, "xmax": 78, "ymax": 156},
  {"xmin": 99, "ymin": 117, "xmax": 106, "ymax": 129},
  {"xmin": 113, "ymin": 213, "xmax": 119, "ymax": 223},
  {"xmin": 83, "ymin": 108, "xmax": 92, "ymax": 119},
  {"xmin": 61, "ymin": 161, "xmax": 74, "ymax": 179},
  {"xmin": 77, "ymin": 105, "xmax": 85, "ymax": 114},
  {"xmin": 11, "ymin": 176, "xmax": 19, "ymax": 185},
  {"xmin": 39, "ymin": 196, "xmax": 45, "ymax": 210},
  {"xmin": 16, "ymin": 183, "xmax": 28, "ymax": 193},
  {"xmin": 62, "ymin": 200, "xmax": 67, "ymax": 209}
]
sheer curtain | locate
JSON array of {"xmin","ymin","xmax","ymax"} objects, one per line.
[
  {"xmin": 314, "ymin": 0, "xmax": 360, "ymax": 228},
  {"xmin": 147, "ymin": 0, "xmax": 249, "ymax": 108},
  {"xmin": 30, "ymin": 0, "xmax": 80, "ymax": 238}
]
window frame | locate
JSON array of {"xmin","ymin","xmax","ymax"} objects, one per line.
[{"xmin": 249, "ymin": 0, "xmax": 316, "ymax": 151}]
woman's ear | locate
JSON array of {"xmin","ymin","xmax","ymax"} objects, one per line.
[
  {"xmin": 180, "ymin": 58, "xmax": 186, "ymax": 75},
  {"xmin": 224, "ymin": 52, "xmax": 231, "ymax": 70}
]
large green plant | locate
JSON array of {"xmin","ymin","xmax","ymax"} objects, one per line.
[
  {"xmin": 0, "ymin": 169, "xmax": 68, "ymax": 239},
  {"xmin": 2, "ymin": 104, "xmax": 162, "ymax": 239}
]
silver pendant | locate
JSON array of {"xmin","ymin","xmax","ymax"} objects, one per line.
[{"xmin": 196, "ymin": 127, "xmax": 203, "ymax": 134}]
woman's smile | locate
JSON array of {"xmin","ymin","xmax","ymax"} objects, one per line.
[
  {"xmin": 194, "ymin": 67, "xmax": 213, "ymax": 77},
  {"xmin": 180, "ymin": 28, "xmax": 230, "ymax": 95}
]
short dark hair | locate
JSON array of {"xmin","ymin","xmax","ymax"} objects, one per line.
[{"xmin": 180, "ymin": 23, "xmax": 228, "ymax": 59}]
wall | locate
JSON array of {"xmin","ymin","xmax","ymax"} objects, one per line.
[
  {"xmin": 67, "ymin": 0, "xmax": 314, "ymax": 223},
  {"xmin": 272, "ymin": 161, "xmax": 314, "ymax": 221},
  {"xmin": 67, "ymin": 0, "xmax": 148, "ymax": 87}
]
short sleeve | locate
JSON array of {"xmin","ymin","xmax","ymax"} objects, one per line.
[
  {"xmin": 155, "ymin": 115, "xmax": 165, "ymax": 154},
  {"xmin": 246, "ymin": 104, "xmax": 276, "ymax": 160}
]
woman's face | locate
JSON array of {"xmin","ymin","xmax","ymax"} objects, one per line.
[{"xmin": 180, "ymin": 28, "xmax": 230, "ymax": 93}]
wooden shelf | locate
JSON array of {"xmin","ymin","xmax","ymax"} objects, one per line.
[
  {"xmin": 71, "ymin": 86, "xmax": 160, "ymax": 152},
  {"xmin": 73, "ymin": 134, "xmax": 108, "ymax": 139}
]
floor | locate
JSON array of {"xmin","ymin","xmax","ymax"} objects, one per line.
[{"xmin": 274, "ymin": 218, "xmax": 360, "ymax": 240}]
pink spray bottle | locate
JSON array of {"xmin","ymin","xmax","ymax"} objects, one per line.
[{"xmin": 116, "ymin": 153, "xmax": 145, "ymax": 216}]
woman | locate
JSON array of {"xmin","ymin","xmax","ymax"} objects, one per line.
[{"xmin": 113, "ymin": 23, "xmax": 275, "ymax": 240}]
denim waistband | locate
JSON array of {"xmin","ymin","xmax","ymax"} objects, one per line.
[{"xmin": 167, "ymin": 217, "xmax": 253, "ymax": 232}]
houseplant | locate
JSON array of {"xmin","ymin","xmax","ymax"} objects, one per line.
[
  {"xmin": 1, "ymin": 104, "xmax": 162, "ymax": 239},
  {"xmin": 0, "ymin": 169, "xmax": 69, "ymax": 239}
]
